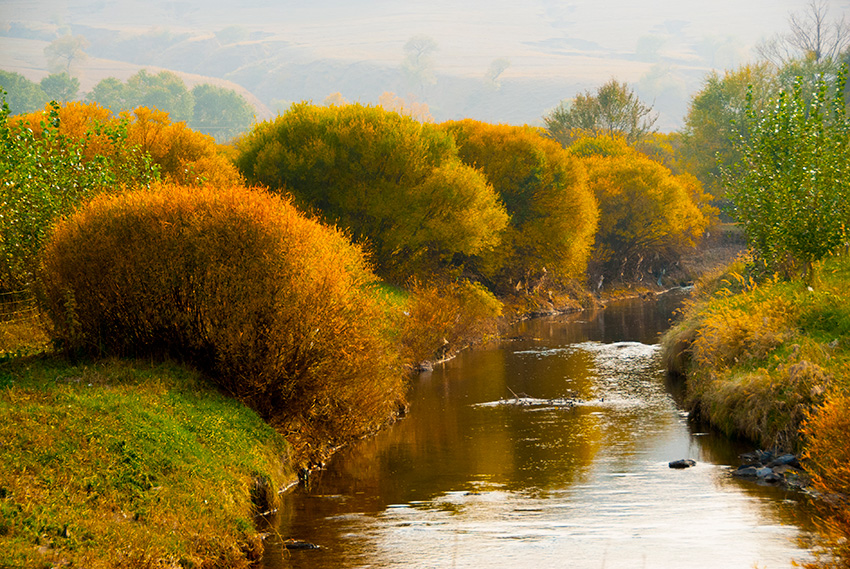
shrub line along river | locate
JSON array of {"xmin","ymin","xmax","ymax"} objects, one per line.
[{"xmin": 262, "ymin": 291, "xmax": 815, "ymax": 569}]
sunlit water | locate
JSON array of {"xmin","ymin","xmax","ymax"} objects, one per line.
[{"xmin": 262, "ymin": 292, "xmax": 815, "ymax": 569}]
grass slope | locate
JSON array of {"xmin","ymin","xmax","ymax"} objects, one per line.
[
  {"xmin": 662, "ymin": 252, "xmax": 850, "ymax": 452},
  {"xmin": 0, "ymin": 355, "xmax": 293, "ymax": 568}
]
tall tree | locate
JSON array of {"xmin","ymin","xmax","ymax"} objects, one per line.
[
  {"xmin": 40, "ymin": 72, "xmax": 79, "ymax": 103},
  {"xmin": 757, "ymin": 0, "xmax": 850, "ymax": 65},
  {"xmin": 723, "ymin": 71, "xmax": 850, "ymax": 281},
  {"xmin": 679, "ymin": 63, "xmax": 776, "ymax": 202},
  {"xmin": 44, "ymin": 34, "xmax": 89, "ymax": 75},
  {"xmin": 544, "ymin": 79, "xmax": 658, "ymax": 146}
]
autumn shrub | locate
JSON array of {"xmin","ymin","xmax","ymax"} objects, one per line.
[
  {"xmin": 801, "ymin": 391, "xmax": 850, "ymax": 568},
  {"xmin": 124, "ymin": 106, "xmax": 244, "ymax": 186},
  {"xmin": 1, "ymin": 97, "xmax": 158, "ymax": 291},
  {"xmin": 235, "ymin": 103, "xmax": 508, "ymax": 282},
  {"xmin": 399, "ymin": 279, "xmax": 503, "ymax": 366},
  {"xmin": 440, "ymin": 120, "xmax": 598, "ymax": 291},
  {"xmin": 39, "ymin": 183, "xmax": 406, "ymax": 458},
  {"xmin": 574, "ymin": 134, "xmax": 714, "ymax": 284}
]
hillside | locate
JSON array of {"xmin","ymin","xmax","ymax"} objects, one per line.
[{"xmin": 0, "ymin": 0, "xmax": 806, "ymax": 128}]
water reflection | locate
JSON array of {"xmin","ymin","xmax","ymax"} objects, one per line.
[{"xmin": 263, "ymin": 293, "xmax": 814, "ymax": 569}]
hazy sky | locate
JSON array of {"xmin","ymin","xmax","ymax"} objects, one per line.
[{"xmin": 2, "ymin": 0, "xmax": 850, "ymax": 127}]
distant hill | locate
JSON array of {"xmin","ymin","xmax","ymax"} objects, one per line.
[{"xmin": 0, "ymin": 0, "xmax": 809, "ymax": 129}]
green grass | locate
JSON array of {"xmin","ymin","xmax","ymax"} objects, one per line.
[
  {"xmin": 0, "ymin": 355, "xmax": 293, "ymax": 569},
  {"xmin": 662, "ymin": 252, "xmax": 850, "ymax": 452}
]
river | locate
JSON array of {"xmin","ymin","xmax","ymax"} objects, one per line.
[{"xmin": 262, "ymin": 292, "xmax": 815, "ymax": 569}]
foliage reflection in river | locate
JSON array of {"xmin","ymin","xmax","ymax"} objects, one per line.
[{"xmin": 264, "ymin": 294, "xmax": 814, "ymax": 569}]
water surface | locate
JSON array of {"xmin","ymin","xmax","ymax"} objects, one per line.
[{"xmin": 263, "ymin": 293, "xmax": 814, "ymax": 569}]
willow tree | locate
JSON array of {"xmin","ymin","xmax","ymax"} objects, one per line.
[
  {"xmin": 235, "ymin": 103, "xmax": 508, "ymax": 282},
  {"xmin": 441, "ymin": 119, "xmax": 598, "ymax": 290}
]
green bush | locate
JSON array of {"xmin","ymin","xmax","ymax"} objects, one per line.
[
  {"xmin": 0, "ymin": 96, "xmax": 158, "ymax": 291},
  {"xmin": 235, "ymin": 102, "xmax": 508, "ymax": 283},
  {"xmin": 39, "ymin": 183, "xmax": 407, "ymax": 457}
]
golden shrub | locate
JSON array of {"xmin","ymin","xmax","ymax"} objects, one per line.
[
  {"xmin": 12, "ymin": 102, "xmax": 244, "ymax": 188},
  {"xmin": 801, "ymin": 391, "xmax": 850, "ymax": 568},
  {"xmin": 400, "ymin": 279, "xmax": 503, "ymax": 365},
  {"xmin": 39, "ymin": 183, "xmax": 406, "ymax": 455},
  {"xmin": 440, "ymin": 119, "xmax": 598, "ymax": 288}
]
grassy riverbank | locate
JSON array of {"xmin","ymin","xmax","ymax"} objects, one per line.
[
  {"xmin": 0, "ymin": 353, "xmax": 293, "ymax": 568},
  {"xmin": 661, "ymin": 251, "xmax": 850, "ymax": 566},
  {"xmin": 662, "ymin": 252, "xmax": 850, "ymax": 452}
]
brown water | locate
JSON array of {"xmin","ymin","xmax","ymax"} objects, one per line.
[{"xmin": 262, "ymin": 292, "xmax": 815, "ymax": 569}]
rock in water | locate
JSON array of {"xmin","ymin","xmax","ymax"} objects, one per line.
[
  {"xmin": 669, "ymin": 459, "xmax": 696, "ymax": 469},
  {"xmin": 284, "ymin": 540, "xmax": 320, "ymax": 550}
]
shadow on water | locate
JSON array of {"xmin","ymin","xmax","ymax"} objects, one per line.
[{"xmin": 262, "ymin": 291, "xmax": 816, "ymax": 569}]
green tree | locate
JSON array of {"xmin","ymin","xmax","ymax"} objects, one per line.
[
  {"xmin": 85, "ymin": 77, "xmax": 133, "ymax": 111},
  {"xmin": 679, "ymin": 63, "xmax": 776, "ymax": 202},
  {"xmin": 189, "ymin": 83, "xmax": 255, "ymax": 142},
  {"xmin": 235, "ymin": 103, "xmax": 508, "ymax": 282},
  {"xmin": 40, "ymin": 72, "xmax": 79, "ymax": 103},
  {"xmin": 544, "ymin": 79, "xmax": 658, "ymax": 146},
  {"xmin": 87, "ymin": 70, "xmax": 194, "ymax": 123},
  {"xmin": 723, "ymin": 72, "xmax": 850, "ymax": 281},
  {"xmin": 44, "ymin": 34, "xmax": 89, "ymax": 75},
  {"xmin": 127, "ymin": 70, "xmax": 194, "ymax": 123},
  {"xmin": 0, "ymin": 70, "xmax": 48, "ymax": 114}
]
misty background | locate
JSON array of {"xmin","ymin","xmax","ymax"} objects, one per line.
[{"xmin": 2, "ymin": 0, "xmax": 849, "ymax": 130}]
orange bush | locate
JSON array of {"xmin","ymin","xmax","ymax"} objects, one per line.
[
  {"xmin": 400, "ymin": 279, "xmax": 503, "ymax": 365},
  {"xmin": 801, "ymin": 393, "xmax": 850, "ymax": 567},
  {"xmin": 124, "ymin": 107, "xmax": 244, "ymax": 186},
  {"xmin": 11, "ymin": 102, "xmax": 243, "ymax": 187},
  {"xmin": 39, "ymin": 183, "xmax": 406, "ymax": 455}
]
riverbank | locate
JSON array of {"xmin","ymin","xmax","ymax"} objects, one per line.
[
  {"xmin": 660, "ymin": 252, "xmax": 850, "ymax": 451},
  {"xmin": 0, "ymin": 355, "xmax": 293, "ymax": 568},
  {"xmin": 0, "ymin": 234, "xmax": 748, "ymax": 567},
  {"xmin": 660, "ymin": 252, "xmax": 850, "ymax": 565}
]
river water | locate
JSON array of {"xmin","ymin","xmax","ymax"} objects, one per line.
[{"xmin": 262, "ymin": 292, "xmax": 815, "ymax": 569}]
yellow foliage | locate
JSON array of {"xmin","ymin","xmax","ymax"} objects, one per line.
[
  {"xmin": 12, "ymin": 102, "xmax": 244, "ymax": 187},
  {"xmin": 690, "ymin": 295, "xmax": 796, "ymax": 369},
  {"xmin": 577, "ymin": 136, "xmax": 712, "ymax": 280},
  {"xmin": 236, "ymin": 103, "xmax": 508, "ymax": 282},
  {"xmin": 400, "ymin": 279, "xmax": 503, "ymax": 365},
  {"xmin": 441, "ymin": 119, "xmax": 598, "ymax": 287},
  {"xmin": 39, "ymin": 183, "xmax": 406, "ymax": 454},
  {"xmin": 123, "ymin": 106, "xmax": 244, "ymax": 186}
]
